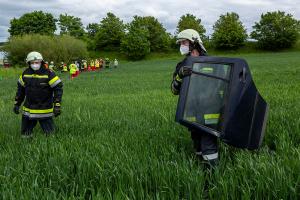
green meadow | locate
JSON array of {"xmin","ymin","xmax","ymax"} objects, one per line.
[{"xmin": 0, "ymin": 51, "xmax": 299, "ymax": 199}]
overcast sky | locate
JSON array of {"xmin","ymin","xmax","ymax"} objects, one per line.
[{"xmin": 0, "ymin": 0, "xmax": 299, "ymax": 42}]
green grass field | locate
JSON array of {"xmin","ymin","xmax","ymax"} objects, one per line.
[{"xmin": 0, "ymin": 51, "xmax": 299, "ymax": 199}]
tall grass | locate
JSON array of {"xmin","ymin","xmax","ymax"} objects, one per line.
[{"xmin": 0, "ymin": 51, "xmax": 299, "ymax": 199}]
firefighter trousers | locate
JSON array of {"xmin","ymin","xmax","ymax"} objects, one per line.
[
  {"xmin": 190, "ymin": 129, "xmax": 218, "ymax": 166},
  {"xmin": 21, "ymin": 115, "xmax": 55, "ymax": 136}
]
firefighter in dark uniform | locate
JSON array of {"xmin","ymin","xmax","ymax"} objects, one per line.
[
  {"xmin": 13, "ymin": 51, "xmax": 63, "ymax": 137},
  {"xmin": 171, "ymin": 29, "xmax": 219, "ymax": 167},
  {"xmin": 105, "ymin": 58, "xmax": 110, "ymax": 69}
]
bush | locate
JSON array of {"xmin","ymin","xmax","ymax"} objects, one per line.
[
  {"xmin": 3, "ymin": 34, "xmax": 88, "ymax": 66},
  {"xmin": 120, "ymin": 25, "xmax": 150, "ymax": 60},
  {"xmin": 251, "ymin": 11, "xmax": 300, "ymax": 50},
  {"xmin": 212, "ymin": 12, "xmax": 247, "ymax": 50}
]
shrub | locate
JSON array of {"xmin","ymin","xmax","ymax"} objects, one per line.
[{"xmin": 3, "ymin": 34, "xmax": 88, "ymax": 66}]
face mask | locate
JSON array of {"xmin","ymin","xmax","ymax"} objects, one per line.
[
  {"xmin": 31, "ymin": 63, "xmax": 41, "ymax": 71},
  {"xmin": 180, "ymin": 45, "xmax": 190, "ymax": 55}
]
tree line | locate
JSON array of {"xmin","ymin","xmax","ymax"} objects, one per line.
[{"xmin": 6, "ymin": 10, "xmax": 300, "ymax": 60}]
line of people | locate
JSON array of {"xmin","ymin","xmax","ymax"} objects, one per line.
[{"xmin": 45, "ymin": 58, "xmax": 119, "ymax": 79}]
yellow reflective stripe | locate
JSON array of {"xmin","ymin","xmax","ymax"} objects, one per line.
[
  {"xmin": 204, "ymin": 114, "xmax": 220, "ymax": 125},
  {"xmin": 186, "ymin": 116, "xmax": 197, "ymax": 122},
  {"xmin": 49, "ymin": 76, "xmax": 59, "ymax": 85},
  {"xmin": 200, "ymin": 67, "xmax": 213, "ymax": 73},
  {"xmin": 18, "ymin": 75, "xmax": 25, "ymax": 86},
  {"xmin": 23, "ymin": 74, "xmax": 49, "ymax": 79},
  {"xmin": 204, "ymin": 114, "xmax": 220, "ymax": 120},
  {"xmin": 23, "ymin": 106, "xmax": 53, "ymax": 114},
  {"xmin": 175, "ymin": 74, "xmax": 182, "ymax": 82},
  {"xmin": 219, "ymin": 90, "xmax": 224, "ymax": 98},
  {"xmin": 54, "ymin": 103, "xmax": 61, "ymax": 106}
]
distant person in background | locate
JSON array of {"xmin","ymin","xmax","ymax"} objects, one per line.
[
  {"xmin": 69, "ymin": 63, "xmax": 78, "ymax": 79},
  {"xmin": 44, "ymin": 61, "xmax": 49, "ymax": 69},
  {"xmin": 114, "ymin": 58, "xmax": 118, "ymax": 68},
  {"xmin": 49, "ymin": 61, "xmax": 55, "ymax": 71},
  {"xmin": 99, "ymin": 58, "xmax": 104, "ymax": 69},
  {"xmin": 90, "ymin": 59, "xmax": 95, "ymax": 71},
  {"xmin": 83, "ymin": 60, "xmax": 88, "ymax": 71},
  {"xmin": 95, "ymin": 59, "xmax": 99, "ymax": 70},
  {"xmin": 61, "ymin": 62, "xmax": 68, "ymax": 73},
  {"xmin": 105, "ymin": 58, "xmax": 110, "ymax": 68},
  {"xmin": 13, "ymin": 51, "xmax": 63, "ymax": 137},
  {"xmin": 88, "ymin": 60, "xmax": 92, "ymax": 71},
  {"xmin": 76, "ymin": 61, "xmax": 80, "ymax": 76},
  {"xmin": 75, "ymin": 60, "xmax": 82, "ymax": 74},
  {"xmin": 59, "ymin": 62, "xmax": 64, "ymax": 72},
  {"xmin": 80, "ymin": 60, "xmax": 85, "ymax": 72}
]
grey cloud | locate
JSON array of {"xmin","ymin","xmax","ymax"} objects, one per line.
[{"xmin": 0, "ymin": 0, "xmax": 299, "ymax": 42}]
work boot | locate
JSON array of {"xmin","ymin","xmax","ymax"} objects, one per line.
[
  {"xmin": 203, "ymin": 158, "xmax": 219, "ymax": 171},
  {"xmin": 21, "ymin": 131, "xmax": 33, "ymax": 138}
]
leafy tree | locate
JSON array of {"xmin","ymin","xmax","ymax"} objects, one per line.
[
  {"xmin": 176, "ymin": 14, "xmax": 206, "ymax": 39},
  {"xmin": 212, "ymin": 12, "xmax": 247, "ymax": 49},
  {"xmin": 251, "ymin": 11, "xmax": 300, "ymax": 49},
  {"xmin": 130, "ymin": 16, "xmax": 171, "ymax": 51},
  {"xmin": 85, "ymin": 23, "xmax": 101, "ymax": 50},
  {"xmin": 86, "ymin": 23, "xmax": 100, "ymax": 38},
  {"xmin": 58, "ymin": 14, "xmax": 85, "ymax": 39},
  {"xmin": 8, "ymin": 11, "xmax": 56, "ymax": 36},
  {"xmin": 121, "ymin": 23, "xmax": 150, "ymax": 60},
  {"xmin": 95, "ymin": 12, "xmax": 125, "ymax": 50}
]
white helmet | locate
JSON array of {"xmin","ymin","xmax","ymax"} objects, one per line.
[
  {"xmin": 26, "ymin": 51, "xmax": 43, "ymax": 63},
  {"xmin": 176, "ymin": 29, "xmax": 207, "ymax": 52}
]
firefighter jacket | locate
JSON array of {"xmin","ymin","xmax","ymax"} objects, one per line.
[{"xmin": 15, "ymin": 66, "xmax": 63, "ymax": 119}]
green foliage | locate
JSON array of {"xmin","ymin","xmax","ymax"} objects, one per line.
[
  {"xmin": 0, "ymin": 52, "xmax": 300, "ymax": 199},
  {"xmin": 95, "ymin": 13, "xmax": 125, "ymax": 51},
  {"xmin": 86, "ymin": 23, "xmax": 100, "ymax": 38},
  {"xmin": 212, "ymin": 12, "xmax": 247, "ymax": 49},
  {"xmin": 58, "ymin": 14, "xmax": 85, "ymax": 39},
  {"xmin": 3, "ymin": 34, "xmax": 88, "ymax": 65},
  {"xmin": 120, "ymin": 23, "xmax": 150, "ymax": 60},
  {"xmin": 8, "ymin": 11, "xmax": 56, "ymax": 36},
  {"xmin": 251, "ymin": 11, "xmax": 300, "ymax": 50},
  {"xmin": 86, "ymin": 23, "xmax": 101, "ymax": 51},
  {"xmin": 130, "ymin": 16, "xmax": 171, "ymax": 52},
  {"xmin": 176, "ymin": 14, "xmax": 206, "ymax": 39}
]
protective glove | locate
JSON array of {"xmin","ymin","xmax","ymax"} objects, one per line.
[
  {"xmin": 178, "ymin": 66, "xmax": 192, "ymax": 79},
  {"xmin": 53, "ymin": 104, "xmax": 61, "ymax": 117},
  {"xmin": 13, "ymin": 105, "xmax": 20, "ymax": 114}
]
